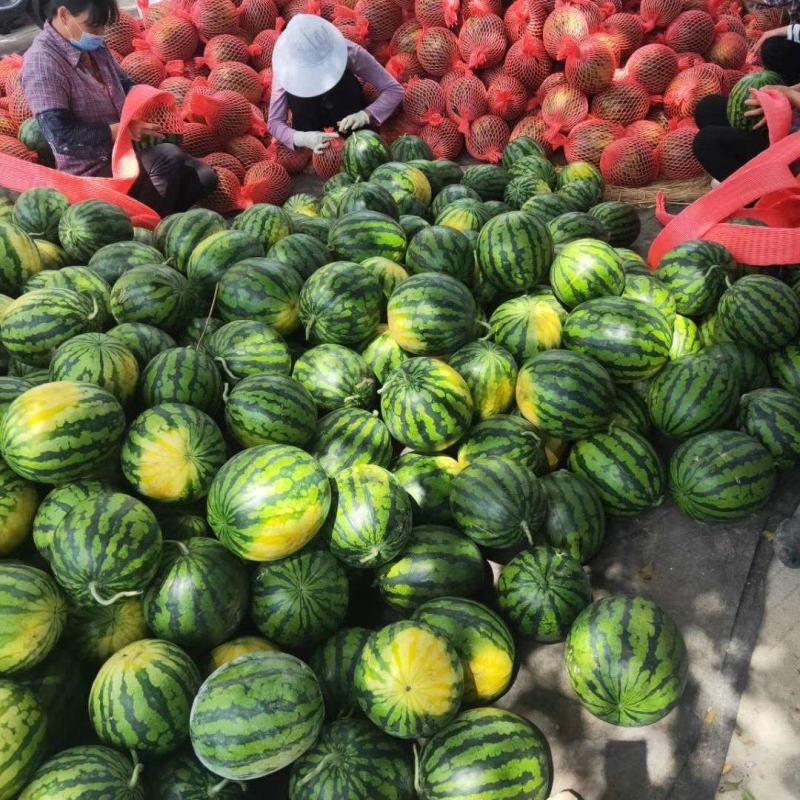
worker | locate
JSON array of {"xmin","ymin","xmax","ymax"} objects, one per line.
[
  {"xmin": 21, "ymin": 0, "xmax": 217, "ymax": 215},
  {"xmin": 268, "ymin": 14, "xmax": 404, "ymax": 155}
]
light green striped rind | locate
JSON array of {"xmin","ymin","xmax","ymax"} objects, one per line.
[
  {"xmin": 0, "ymin": 220, "xmax": 42, "ymax": 295},
  {"xmin": 362, "ymin": 329, "xmax": 410, "ymax": 384},
  {"xmin": 738, "ymin": 388, "xmax": 800, "ymax": 469},
  {"xmin": 186, "ymin": 229, "xmax": 264, "ymax": 298},
  {"xmin": 231, "ymin": 203, "xmax": 292, "ymax": 251},
  {"xmin": 267, "ymin": 233, "xmax": 332, "ymax": 280},
  {"xmin": 405, "ymin": 225, "xmax": 474, "ymax": 285},
  {"xmin": 206, "ymin": 320, "xmax": 291, "ymax": 383},
  {"xmin": 310, "ymin": 627, "xmax": 373, "ymax": 720},
  {"xmin": 106, "ymin": 323, "xmax": 175, "ymax": 367},
  {"xmin": 87, "ymin": 240, "xmax": 165, "ymax": 285},
  {"xmin": 63, "ymin": 596, "xmax": 148, "ymax": 664},
  {"xmin": 768, "ymin": 343, "xmax": 800, "ymax": 395},
  {"xmin": 58, "ymin": 200, "xmax": 133, "ymax": 263},
  {"xmin": 550, "ymin": 238, "xmax": 625, "ymax": 308},
  {"xmin": 457, "ymin": 414, "xmax": 548, "ymax": 474},
  {"xmin": 489, "ymin": 293, "xmax": 565, "ymax": 363},
  {"xmin": 161, "ymin": 208, "xmax": 227, "ymax": 274},
  {"xmin": 392, "ymin": 453, "xmax": 461, "ymax": 525},
  {"xmin": 293, "ymin": 343, "xmax": 377, "ymax": 412},
  {"xmin": 0, "ymin": 680, "xmax": 48, "ymax": 800},
  {"xmin": 449, "ymin": 340, "xmax": 517, "ymax": 420},
  {"xmin": 309, "ymin": 407, "xmax": 393, "ymax": 477},
  {"xmin": 141, "ymin": 347, "xmax": 223, "ymax": 415}
]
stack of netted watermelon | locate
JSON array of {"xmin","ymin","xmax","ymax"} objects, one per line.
[{"xmin": 1, "ymin": 131, "xmax": 798, "ymax": 799}]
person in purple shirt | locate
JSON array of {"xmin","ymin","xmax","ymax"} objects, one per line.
[
  {"xmin": 268, "ymin": 14, "xmax": 404, "ymax": 155},
  {"xmin": 22, "ymin": 0, "xmax": 217, "ymax": 215}
]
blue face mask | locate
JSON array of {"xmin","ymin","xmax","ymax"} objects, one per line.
[{"xmin": 70, "ymin": 31, "xmax": 105, "ymax": 51}]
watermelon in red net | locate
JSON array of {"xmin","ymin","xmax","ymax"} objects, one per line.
[
  {"xmin": 225, "ymin": 134, "xmax": 270, "ymax": 167},
  {"xmin": 7, "ymin": 87, "xmax": 32, "ymax": 127},
  {"xmin": 639, "ymin": 0, "xmax": 681, "ymax": 32},
  {"xmin": 333, "ymin": 13, "xmax": 370, "ymax": 46},
  {"xmin": 707, "ymin": 31, "xmax": 747, "ymax": 68},
  {"xmin": 536, "ymin": 71, "xmax": 568, "ymax": 102},
  {"xmin": 721, "ymin": 68, "xmax": 745, "ymax": 95},
  {"xmin": 209, "ymin": 62, "xmax": 265, "ymax": 103},
  {"xmin": 624, "ymin": 43, "xmax": 678, "ymax": 94},
  {"xmin": 543, "ymin": 3, "xmax": 593, "ymax": 59},
  {"xmin": 390, "ymin": 20, "xmax": 423, "ymax": 53},
  {"xmin": 626, "ymin": 118, "xmax": 666, "ymax": 148},
  {"xmin": 439, "ymin": 70, "xmax": 464, "ymax": 96},
  {"xmin": 312, "ymin": 133, "xmax": 345, "ymax": 178},
  {"xmin": 716, "ymin": 14, "xmax": 746, "ymax": 37},
  {"xmin": 602, "ymin": 13, "xmax": 644, "ymax": 60},
  {"xmin": 139, "ymin": 12, "xmax": 199, "ymax": 63},
  {"xmin": 420, "ymin": 118, "xmax": 464, "ymax": 159},
  {"xmin": 164, "ymin": 58, "xmax": 203, "ymax": 80},
  {"xmin": 478, "ymin": 65, "xmax": 505, "ymax": 88},
  {"xmin": 242, "ymin": 160, "xmax": 292, "ymax": 205},
  {"xmin": 510, "ymin": 113, "xmax": 553, "ymax": 156},
  {"xmin": 541, "ymin": 84, "xmax": 589, "ymax": 145},
  {"xmin": 104, "ymin": 10, "xmax": 142, "ymax": 56},
  {"xmin": 486, "ymin": 75, "xmax": 528, "ymax": 120},
  {"xmin": 462, "ymin": 0, "xmax": 503, "ymax": 18},
  {"xmin": 525, "ymin": 0, "xmax": 550, "ymax": 39},
  {"xmin": 558, "ymin": 35, "xmax": 616, "ymax": 95},
  {"xmin": 191, "ymin": 0, "xmax": 241, "ymax": 41},
  {"xmin": 183, "ymin": 78, "xmax": 215, "ymax": 117},
  {"xmin": 664, "ymin": 10, "xmax": 716, "ymax": 53},
  {"xmin": 656, "ymin": 125, "xmax": 704, "ymax": 178},
  {"xmin": 403, "ymin": 78, "xmax": 447, "ymax": 126},
  {"xmin": 416, "ymin": 27, "xmax": 462, "ymax": 77},
  {"xmin": 189, "ymin": 90, "xmax": 265, "ymax": 139},
  {"xmin": 504, "ymin": 33, "xmax": 552, "ymax": 91},
  {"xmin": 0, "ymin": 134, "xmax": 36, "ymax": 162},
  {"xmin": 590, "ymin": 78, "xmax": 651, "ymax": 126},
  {"xmin": 121, "ymin": 50, "xmax": 167, "ymax": 87},
  {"xmin": 458, "ymin": 13, "xmax": 508, "ymax": 69},
  {"xmin": 265, "ymin": 137, "xmax": 312, "ymax": 173},
  {"xmin": 415, "ymin": 0, "xmax": 461, "ymax": 28},
  {"xmin": 202, "ymin": 34, "xmax": 250, "ymax": 69},
  {"xmin": 250, "ymin": 29, "xmax": 281, "ymax": 70},
  {"xmin": 354, "ymin": 0, "xmax": 403, "ymax": 42},
  {"xmin": 564, "ymin": 117, "xmax": 624, "ymax": 164},
  {"xmin": 203, "ymin": 151, "xmax": 246, "ymax": 181},
  {"xmin": 238, "ymin": 0, "xmax": 278, "ymax": 37},
  {"xmin": 182, "ymin": 122, "xmax": 220, "ymax": 157},
  {"xmin": 446, "ymin": 75, "xmax": 489, "ymax": 134},
  {"xmin": 385, "ymin": 52, "xmax": 424, "ymax": 83},
  {"xmin": 0, "ymin": 115, "xmax": 17, "ymax": 137},
  {"xmin": 466, "ymin": 114, "xmax": 510, "ymax": 161},
  {"xmin": 504, "ymin": 0, "xmax": 532, "ymax": 41},
  {"xmin": 663, "ymin": 65, "xmax": 721, "ymax": 118},
  {"xmin": 600, "ymin": 135, "xmax": 659, "ymax": 186},
  {"xmin": 202, "ymin": 166, "xmax": 242, "ymax": 213}
]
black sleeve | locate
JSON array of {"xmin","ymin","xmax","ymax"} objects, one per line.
[{"xmin": 36, "ymin": 109, "xmax": 113, "ymax": 157}]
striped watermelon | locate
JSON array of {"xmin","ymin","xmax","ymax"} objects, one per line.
[
  {"xmin": 293, "ymin": 344, "xmax": 377, "ymax": 412},
  {"xmin": 354, "ymin": 621, "xmax": 463, "ymax": 739},
  {"xmin": 87, "ymin": 240, "xmax": 165, "ymax": 285},
  {"xmin": 362, "ymin": 256, "xmax": 409, "ymax": 300},
  {"xmin": 476, "ymin": 211, "xmax": 554, "ymax": 293},
  {"xmin": 437, "ymin": 201, "xmax": 491, "ymax": 235},
  {"xmin": 521, "ymin": 193, "xmax": 573, "ymax": 222},
  {"xmin": 1, "ymin": 382, "xmax": 125, "ymax": 484},
  {"xmin": 669, "ymin": 430, "xmax": 776, "ymax": 521},
  {"xmin": 310, "ymin": 407, "xmax": 393, "ymax": 476},
  {"xmin": 540, "ymin": 470, "xmax": 606, "ymax": 562},
  {"xmin": 161, "ymin": 209, "xmax": 227, "ymax": 273},
  {"xmin": 58, "ymin": 200, "xmax": 133, "ymax": 263},
  {"xmin": 329, "ymin": 211, "xmax": 407, "ymax": 264},
  {"xmin": 700, "ymin": 309, "xmax": 733, "ymax": 347},
  {"xmin": 647, "ymin": 353, "xmax": 739, "ymax": 438},
  {"xmin": 414, "ymin": 597, "xmax": 515, "ymax": 705},
  {"xmin": 456, "ymin": 414, "xmax": 548, "ymax": 475},
  {"xmin": 387, "ymin": 273, "xmax": 477, "ymax": 356},
  {"xmin": 371, "ymin": 162, "xmax": 433, "ymax": 207},
  {"xmin": 0, "ymin": 221, "xmax": 42, "ymax": 295},
  {"xmin": 141, "ymin": 347, "xmax": 223, "ymax": 415},
  {"xmin": 462, "ymin": 164, "xmax": 512, "ymax": 201},
  {"xmin": 516, "ymin": 349, "xmax": 615, "ymax": 439},
  {"xmin": 405, "ymin": 225, "xmax": 474, "ymax": 285},
  {"xmin": 704, "ymin": 341, "xmax": 771, "ymax": 393},
  {"xmin": 562, "ymin": 297, "xmax": 672, "ymax": 383},
  {"xmin": 0, "ymin": 564, "xmax": 66, "ymax": 674},
  {"xmin": 617, "ymin": 247, "xmax": 650, "ymax": 275},
  {"xmin": 0, "ymin": 456, "xmax": 37, "ymax": 556},
  {"xmin": 144, "ymin": 538, "xmax": 249, "ymax": 649},
  {"xmin": 497, "ymin": 546, "xmax": 591, "ymax": 642},
  {"xmin": 343, "ymin": 130, "xmax": 390, "ymax": 180},
  {"xmin": 622, "ymin": 274, "xmax": 677, "ymax": 326},
  {"xmin": 380, "ymin": 358, "xmax": 473, "ymax": 452},
  {"xmin": 727, "ymin": 71, "xmax": 783, "ymax": 129},
  {"xmin": 376, "ymin": 525, "xmax": 486, "ymax": 612},
  {"xmin": 769, "ymin": 343, "xmax": 800, "ymax": 395},
  {"xmin": 400, "ymin": 214, "xmax": 431, "ymax": 239},
  {"xmin": 418, "ymin": 707, "xmax": 552, "ymax": 800},
  {"xmin": 12, "ymin": 188, "xmax": 68, "ymax": 244},
  {"xmin": 289, "ymin": 717, "xmax": 415, "ymax": 800},
  {"xmin": 232, "ymin": 203, "xmax": 292, "ymax": 251},
  {"xmin": 393, "ymin": 453, "xmax": 461, "ymax": 525},
  {"xmin": 299, "ymin": 261, "xmax": 384, "ymax": 346},
  {"xmin": 611, "ymin": 385, "xmax": 652, "ymax": 435},
  {"xmin": 225, "ymin": 374, "xmax": 317, "ymax": 449},
  {"xmin": 50, "ymin": 491, "xmax": 162, "ymax": 607},
  {"xmin": 107, "ymin": 322, "xmax": 175, "ymax": 367},
  {"xmin": 25, "ymin": 266, "xmax": 112, "ymax": 327},
  {"xmin": 449, "ymin": 340, "xmax": 518, "ymax": 419},
  {"xmin": 392, "ymin": 135, "xmax": 434, "ymax": 162},
  {"xmin": 489, "ymin": 293, "xmax": 565, "ymax": 362},
  {"xmin": 503, "ymin": 136, "xmax": 547, "ymax": 166},
  {"xmin": 206, "ymin": 320, "xmax": 291, "ymax": 383},
  {"xmin": 186, "ymin": 230, "xmax": 264, "ymax": 297},
  {"xmin": 330, "ymin": 463, "xmax": 412, "ymax": 567},
  {"xmin": 566, "ymin": 595, "xmax": 688, "ymax": 726},
  {"xmin": 190, "ymin": 651, "xmax": 324, "ymax": 779},
  {"xmin": 89, "ymin": 638, "xmax": 201, "ymax": 755},
  {"xmin": 251, "ymin": 548, "xmax": 349, "ymax": 648},
  {"xmin": 63, "ymin": 597, "xmax": 147, "ymax": 664},
  {"xmin": 569, "ymin": 428, "xmax": 665, "ymax": 515},
  {"xmin": 0, "ymin": 377, "xmax": 32, "ymax": 424},
  {"xmin": 0, "ymin": 680, "xmax": 47, "ymax": 800},
  {"xmin": 207, "ymin": 444, "xmax": 332, "ymax": 561},
  {"xmin": 547, "ymin": 211, "xmax": 608, "ymax": 247},
  {"xmin": 431, "ymin": 185, "xmax": 480, "ymax": 218},
  {"xmin": 718, "ymin": 275, "xmax": 800, "ymax": 350},
  {"xmin": 33, "ymin": 239, "xmax": 67, "ymax": 271},
  {"xmin": 670, "ymin": 314, "xmax": 703, "ymax": 360},
  {"xmin": 589, "ymin": 201, "xmax": 641, "ymax": 247},
  {"xmin": 738, "ymin": 388, "xmax": 800, "ymax": 469},
  {"xmin": 451, "ymin": 456, "xmax": 547, "ymax": 548},
  {"xmin": 206, "ymin": 636, "xmax": 278, "ymax": 674},
  {"xmin": 147, "ymin": 751, "xmax": 242, "ymax": 800},
  {"xmin": 505, "ymin": 175, "xmax": 552, "ymax": 210},
  {"xmin": 291, "ymin": 214, "xmax": 332, "ymax": 243},
  {"xmin": 267, "ymin": 233, "xmax": 332, "ymax": 280},
  {"xmin": 509, "ymin": 155, "xmax": 557, "ymax": 185},
  {"xmin": 338, "ymin": 182, "xmax": 399, "ymax": 219},
  {"xmin": 558, "ymin": 179, "xmax": 603, "ymax": 212},
  {"xmin": 310, "ymin": 627, "xmax": 372, "ymax": 720},
  {"xmin": 178, "ymin": 317, "xmax": 222, "ymax": 348}
]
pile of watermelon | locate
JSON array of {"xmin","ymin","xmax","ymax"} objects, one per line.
[{"xmin": 1, "ymin": 130, "xmax": 799, "ymax": 799}]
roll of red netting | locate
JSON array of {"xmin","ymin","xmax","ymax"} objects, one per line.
[
  {"xmin": 201, "ymin": 165, "xmax": 242, "ymax": 213},
  {"xmin": 403, "ymin": 78, "xmax": 447, "ymax": 126},
  {"xmin": 590, "ymin": 78, "xmax": 652, "ymax": 126},
  {"xmin": 209, "ymin": 62, "xmax": 265, "ymax": 104},
  {"xmin": 624, "ymin": 43, "xmax": 678, "ymax": 94},
  {"xmin": 446, "ymin": 74, "xmax": 489, "ymax": 134},
  {"xmin": 390, "ymin": 20, "xmax": 423, "ymax": 54},
  {"xmin": 121, "ymin": 50, "xmax": 167, "ymax": 87},
  {"xmin": 664, "ymin": 10, "xmax": 716, "ymax": 53},
  {"xmin": 0, "ymin": 134, "xmax": 36, "ymax": 162},
  {"xmin": 639, "ymin": 0, "xmax": 681, "ymax": 32},
  {"xmin": 663, "ymin": 65, "xmax": 722, "ymax": 118},
  {"xmin": 466, "ymin": 114, "xmax": 510, "ymax": 161},
  {"xmin": 707, "ymin": 31, "xmax": 747, "ymax": 68},
  {"xmin": 141, "ymin": 13, "xmax": 199, "ymax": 63},
  {"xmin": 238, "ymin": 0, "xmax": 279, "ymax": 37},
  {"xmin": 191, "ymin": 0, "xmax": 241, "ymax": 41},
  {"xmin": 385, "ymin": 52, "xmax": 425, "ymax": 83},
  {"xmin": 203, "ymin": 151, "xmax": 246, "ymax": 181},
  {"xmin": 415, "ymin": 0, "xmax": 461, "ymax": 28},
  {"xmin": 510, "ymin": 113, "xmax": 554, "ymax": 156},
  {"xmin": 504, "ymin": 33, "xmax": 552, "ymax": 91},
  {"xmin": 626, "ymin": 118, "xmax": 666, "ymax": 148},
  {"xmin": 558, "ymin": 35, "xmax": 616, "ymax": 96},
  {"xmin": 420, "ymin": 117, "xmax": 464, "ymax": 159},
  {"xmin": 265, "ymin": 137, "xmax": 312, "ymax": 173},
  {"xmin": 355, "ymin": 0, "xmax": 403, "ymax": 42},
  {"xmin": 602, "ymin": 13, "xmax": 644, "ymax": 60},
  {"xmin": 600, "ymin": 135, "xmax": 659, "ymax": 186},
  {"xmin": 541, "ymin": 84, "xmax": 589, "ymax": 145},
  {"xmin": 202, "ymin": 34, "xmax": 250, "ymax": 69},
  {"xmin": 181, "ymin": 122, "xmax": 220, "ymax": 157},
  {"xmin": 104, "ymin": 10, "xmax": 142, "ymax": 56},
  {"xmin": 656, "ymin": 125, "xmax": 704, "ymax": 179},
  {"xmin": 416, "ymin": 26, "xmax": 462, "ymax": 76},
  {"xmin": 543, "ymin": 3, "xmax": 593, "ymax": 59},
  {"xmin": 312, "ymin": 131, "xmax": 345, "ymax": 178},
  {"xmin": 486, "ymin": 74, "xmax": 528, "ymax": 120},
  {"xmin": 564, "ymin": 117, "xmax": 625, "ymax": 164},
  {"xmin": 242, "ymin": 159, "xmax": 292, "ymax": 205},
  {"xmin": 457, "ymin": 12, "xmax": 508, "ymax": 70}
]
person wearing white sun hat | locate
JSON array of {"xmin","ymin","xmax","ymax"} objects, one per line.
[{"xmin": 268, "ymin": 14, "xmax": 405, "ymax": 154}]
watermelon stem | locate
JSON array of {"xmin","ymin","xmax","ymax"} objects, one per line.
[
  {"xmin": 208, "ymin": 778, "xmax": 233, "ymax": 796},
  {"xmin": 88, "ymin": 582, "xmax": 143, "ymax": 606},
  {"xmin": 196, "ymin": 283, "xmax": 220, "ymax": 351},
  {"xmin": 413, "ymin": 743, "xmax": 422, "ymax": 796},
  {"xmin": 86, "ymin": 296, "xmax": 99, "ymax": 322},
  {"xmin": 305, "ymin": 318, "xmax": 316, "ymax": 340},
  {"xmin": 128, "ymin": 750, "xmax": 143, "ymax": 789},
  {"xmin": 477, "ymin": 319, "xmax": 493, "ymax": 339},
  {"xmin": 521, "ymin": 519, "xmax": 534, "ymax": 546},
  {"xmin": 294, "ymin": 753, "xmax": 337, "ymax": 787},
  {"xmin": 222, "ymin": 382, "xmax": 231, "ymax": 403},
  {"xmin": 215, "ymin": 357, "xmax": 240, "ymax": 382}
]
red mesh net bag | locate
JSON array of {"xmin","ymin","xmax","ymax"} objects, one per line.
[
  {"xmin": 225, "ymin": 134, "xmax": 270, "ymax": 167},
  {"xmin": 420, "ymin": 118, "xmax": 464, "ymax": 159},
  {"xmin": 564, "ymin": 117, "xmax": 624, "ymax": 164},
  {"xmin": 536, "ymin": 71, "xmax": 568, "ymax": 102},
  {"xmin": 209, "ymin": 62, "xmax": 265, "ymax": 103},
  {"xmin": 183, "ymin": 77, "xmax": 215, "ymax": 114},
  {"xmin": 543, "ymin": 4, "xmax": 593, "ymax": 59},
  {"xmin": 446, "ymin": 75, "xmax": 488, "ymax": 134},
  {"xmin": 164, "ymin": 58, "xmax": 203, "ymax": 80},
  {"xmin": 439, "ymin": 69, "xmax": 464, "ymax": 96},
  {"xmin": 380, "ymin": 112, "xmax": 420, "ymax": 144},
  {"xmin": 707, "ymin": 31, "xmax": 747, "ymax": 68},
  {"xmin": 182, "ymin": 122, "xmax": 220, "ymax": 156},
  {"xmin": 656, "ymin": 125, "xmax": 703, "ymax": 178},
  {"xmin": 457, "ymin": 13, "xmax": 507, "ymax": 70},
  {"xmin": 721, "ymin": 68, "xmax": 745, "ymax": 95},
  {"xmin": 415, "ymin": 0, "xmax": 461, "ymax": 28},
  {"xmin": 624, "ymin": 44, "xmax": 678, "ymax": 94},
  {"xmin": 191, "ymin": 0, "xmax": 241, "ymax": 41},
  {"xmin": 265, "ymin": 136, "xmax": 311, "ymax": 173},
  {"xmin": 558, "ymin": 35, "xmax": 616, "ymax": 95},
  {"xmin": 333, "ymin": 13, "xmax": 370, "ymax": 46},
  {"xmin": 626, "ymin": 118, "xmax": 666, "ymax": 148},
  {"xmin": 465, "ymin": 114, "xmax": 510, "ymax": 161},
  {"xmin": 746, "ymin": 7, "xmax": 783, "ymax": 34},
  {"xmin": 202, "ymin": 166, "xmax": 243, "ymax": 214},
  {"xmin": 7, "ymin": 87, "xmax": 32, "ymax": 127},
  {"xmin": 510, "ymin": 113, "xmax": 553, "ymax": 156},
  {"xmin": 0, "ymin": 55, "xmax": 22, "ymax": 97},
  {"xmin": 504, "ymin": 0, "xmax": 532, "ymax": 41},
  {"xmin": 104, "ymin": 11, "xmax": 142, "ymax": 56},
  {"xmin": 541, "ymin": 85, "xmax": 589, "ymax": 146},
  {"xmin": 417, "ymin": 27, "xmax": 462, "ymax": 77},
  {"xmin": 202, "ymin": 35, "xmax": 251, "ymax": 69},
  {"xmin": 0, "ymin": 134, "xmax": 36, "ymax": 162},
  {"xmin": 390, "ymin": 20, "xmax": 423, "ymax": 53},
  {"xmin": 140, "ymin": 13, "xmax": 200, "ymax": 64},
  {"xmin": 121, "ymin": 50, "xmax": 166, "ymax": 87},
  {"xmin": 602, "ymin": 13, "xmax": 644, "ymax": 60},
  {"xmin": 640, "ymin": 0, "xmax": 682, "ymax": 32},
  {"xmin": 663, "ymin": 65, "xmax": 721, "ymax": 118},
  {"xmin": 525, "ymin": 0, "xmax": 551, "ymax": 38},
  {"xmin": 385, "ymin": 52, "xmax": 424, "ymax": 83},
  {"xmin": 504, "ymin": 34, "xmax": 552, "ymax": 91},
  {"xmin": 203, "ymin": 151, "xmax": 246, "ymax": 181},
  {"xmin": 188, "ymin": 90, "xmax": 266, "ymax": 138},
  {"xmin": 663, "ymin": 10, "xmax": 716, "ymax": 53},
  {"xmin": 354, "ymin": 0, "xmax": 403, "ymax": 42},
  {"xmin": 0, "ymin": 115, "xmax": 17, "ymax": 137},
  {"xmin": 716, "ymin": 14, "xmax": 746, "ymax": 37},
  {"xmin": 462, "ymin": 0, "xmax": 503, "ymax": 18},
  {"xmin": 486, "ymin": 75, "xmax": 528, "ymax": 120},
  {"xmin": 682, "ymin": 0, "xmax": 708, "ymax": 10},
  {"xmin": 250, "ymin": 28, "xmax": 282, "ymax": 71},
  {"xmin": 242, "ymin": 160, "xmax": 292, "ymax": 205},
  {"xmin": 312, "ymin": 131, "xmax": 345, "ymax": 178},
  {"xmin": 238, "ymin": 0, "xmax": 278, "ymax": 37},
  {"xmin": 590, "ymin": 78, "xmax": 651, "ymax": 126},
  {"xmin": 281, "ymin": 0, "xmax": 332, "ymax": 21},
  {"xmin": 600, "ymin": 135, "xmax": 659, "ymax": 186},
  {"xmin": 478, "ymin": 65, "xmax": 505, "ymax": 87},
  {"xmin": 403, "ymin": 78, "xmax": 447, "ymax": 126},
  {"xmin": 132, "ymin": 92, "xmax": 186, "ymax": 140}
]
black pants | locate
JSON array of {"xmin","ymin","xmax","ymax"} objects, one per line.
[
  {"xmin": 693, "ymin": 37, "xmax": 800, "ymax": 180},
  {"xmin": 130, "ymin": 143, "xmax": 218, "ymax": 216}
]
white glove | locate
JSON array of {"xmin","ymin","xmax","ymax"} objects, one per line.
[
  {"xmin": 338, "ymin": 110, "xmax": 370, "ymax": 133},
  {"xmin": 293, "ymin": 130, "xmax": 339, "ymax": 154}
]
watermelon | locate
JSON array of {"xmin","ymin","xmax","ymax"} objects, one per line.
[
  {"xmin": 161, "ymin": 209, "xmax": 227, "ymax": 273},
  {"xmin": 354, "ymin": 621, "xmax": 463, "ymax": 739},
  {"xmin": 456, "ymin": 414, "xmax": 548, "ymax": 474},
  {"xmin": 669, "ymin": 430, "xmax": 776, "ymax": 521},
  {"xmin": 508, "ymin": 154, "xmax": 557, "ymax": 185},
  {"xmin": 0, "ymin": 457, "xmax": 37, "ymax": 556},
  {"xmin": 330, "ymin": 463, "xmax": 412, "ymax": 567},
  {"xmin": 392, "ymin": 134, "xmax": 434, "ymax": 161},
  {"xmin": 0, "ymin": 681, "xmax": 47, "ymax": 800},
  {"xmin": 727, "ymin": 70, "xmax": 783, "ymax": 129},
  {"xmin": 58, "ymin": 200, "xmax": 133, "ymax": 263},
  {"xmin": 405, "ymin": 225, "xmax": 474, "ymax": 285},
  {"xmin": 380, "ymin": 358, "xmax": 473, "ymax": 452},
  {"xmin": 190, "ymin": 651, "xmax": 324, "ymax": 779},
  {"xmin": 63, "ymin": 597, "xmax": 147, "ymax": 664},
  {"xmin": 107, "ymin": 322, "xmax": 176, "ymax": 367},
  {"xmin": 300, "ymin": 261, "xmax": 384, "ymax": 345},
  {"xmin": 610, "ymin": 385, "xmax": 651, "ymax": 435},
  {"xmin": 206, "ymin": 320, "xmax": 291, "ymax": 383},
  {"xmin": 617, "ymin": 247, "xmax": 650, "ymax": 275},
  {"xmin": 505, "ymin": 175, "xmax": 551, "ymax": 209},
  {"xmin": 0, "ymin": 225, "xmax": 36, "ymax": 298},
  {"xmin": 562, "ymin": 296, "xmax": 672, "ymax": 383},
  {"xmin": 12, "ymin": 188, "xmax": 68, "ymax": 244},
  {"xmin": 363, "ymin": 256, "xmax": 409, "ymax": 300},
  {"xmin": 566, "ymin": 595, "xmax": 688, "ymax": 726},
  {"xmin": 0, "ymin": 376, "xmax": 31, "ymax": 422},
  {"xmin": 558, "ymin": 179, "xmax": 603, "ymax": 212},
  {"xmin": 718, "ymin": 274, "xmax": 800, "ymax": 350},
  {"xmin": 147, "ymin": 751, "xmax": 243, "ymax": 800},
  {"xmin": 291, "ymin": 214, "xmax": 333, "ymax": 244},
  {"xmin": 489, "ymin": 293, "xmax": 565, "ymax": 362},
  {"xmin": 284, "ymin": 193, "xmax": 321, "ymax": 216},
  {"xmin": 738, "ymin": 388, "xmax": 800, "ymax": 469},
  {"xmin": 206, "ymin": 636, "xmax": 278, "ymax": 674},
  {"xmin": 293, "ymin": 344, "xmax": 377, "ymax": 412},
  {"xmin": 89, "ymin": 638, "xmax": 201, "ymax": 755},
  {"xmin": 670, "ymin": 314, "xmax": 703, "ymax": 360},
  {"xmin": 462, "ymin": 164, "xmax": 512, "ymax": 202},
  {"xmin": 477, "ymin": 211, "xmax": 553, "ymax": 293},
  {"xmin": 769, "ymin": 343, "xmax": 800, "ymax": 395},
  {"xmin": 1, "ymin": 382, "xmax": 125, "ymax": 484},
  {"xmin": 450, "ymin": 456, "xmax": 547, "ymax": 548},
  {"xmin": 371, "ymin": 161, "xmax": 432, "ymax": 206},
  {"xmin": 186, "ymin": 229, "xmax": 264, "ymax": 298},
  {"xmin": 699, "ymin": 309, "xmax": 733, "ymax": 346},
  {"xmin": 547, "ymin": 211, "xmax": 608, "ymax": 247},
  {"xmin": 393, "ymin": 453, "xmax": 461, "ymax": 525},
  {"xmin": 418, "ymin": 707, "xmax": 552, "ymax": 800},
  {"xmin": 321, "ymin": 187, "xmax": 348, "ymax": 218},
  {"xmin": 178, "ymin": 316, "xmax": 222, "ymax": 348},
  {"xmin": 329, "ymin": 211, "xmax": 407, "ymax": 263},
  {"xmin": 376, "ymin": 525, "xmax": 486, "ymax": 611},
  {"xmin": 251, "ymin": 548, "xmax": 348, "ymax": 648},
  {"xmin": 589, "ymin": 201, "xmax": 641, "ymax": 247},
  {"xmin": 231, "ymin": 203, "xmax": 292, "ymax": 250},
  {"xmin": 25, "ymin": 266, "xmax": 112, "ymax": 326},
  {"xmin": 516, "ymin": 349, "xmax": 615, "ymax": 439},
  {"xmin": 399, "ymin": 214, "xmax": 430, "ymax": 239},
  {"xmin": 435, "ymin": 198, "xmax": 490, "ymax": 233},
  {"xmin": 207, "ymin": 444, "xmax": 331, "ymax": 561},
  {"xmin": 310, "ymin": 627, "xmax": 372, "ymax": 720},
  {"xmin": 704, "ymin": 341, "xmax": 771, "ymax": 393},
  {"xmin": 141, "ymin": 347, "xmax": 223, "ymax": 415},
  {"xmin": 267, "ymin": 233, "xmax": 332, "ymax": 280},
  {"xmin": 521, "ymin": 193, "xmax": 573, "ymax": 222},
  {"xmin": 483, "ymin": 200, "xmax": 512, "ymax": 217},
  {"xmin": 503, "ymin": 136, "xmax": 547, "ymax": 166},
  {"xmin": 387, "ymin": 273, "xmax": 477, "ymax": 356},
  {"xmin": 343, "ymin": 130, "xmax": 390, "ymax": 180},
  {"xmin": 0, "ymin": 564, "xmax": 66, "ymax": 674},
  {"xmin": 549, "ymin": 238, "xmax": 625, "ymax": 308},
  {"xmin": 87, "ymin": 240, "xmax": 165, "ymax": 284},
  {"xmin": 449, "ymin": 340, "xmax": 517, "ymax": 420},
  {"xmin": 569, "ymin": 428, "xmax": 665, "ymax": 515},
  {"xmin": 17, "ymin": 118, "xmax": 54, "ymax": 166},
  {"xmin": 497, "ymin": 546, "xmax": 591, "ymax": 641},
  {"xmin": 339, "ymin": 182, "xmax": 399, "ymax": 218},
  {"xmin": 647, "ymin": 353, "xmax": 739, "ymax": 438},
  {"xmin": 289, "ymin": 717, "xmax": 415, "ymax": 800},
  {"xmin": 310, "ymin": 407, "xmax": 393, "ymax": 476},
  {"xmin": 540, "ymin": 469, "xmax": 606, "ymax": 562},
  {"xmin": 33, "ymin": 239, "xmax": 69, "ymax": 270},
  {"xmin": 431, "ymin": 185, "xmax": 480, "ymax": 218},
  {"xmin": 622, "ymin": 274, "xmax": 677, "ymax": 326}
]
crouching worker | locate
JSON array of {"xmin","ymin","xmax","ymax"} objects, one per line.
[{"xmin": 21, "ymin": 0, "xmax": 217, "ymax": 216}]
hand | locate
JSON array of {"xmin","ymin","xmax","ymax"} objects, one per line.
[
  {"xmin": 293, "ymin": 130, "xmax": 339, "ymax": 154},
  {"xmin": 129, "ymin": 120, "xmax": 163, "ymax": 142},
  {"xmin": 337, "ymin": 110, "xmax": 370, "ymax": 133},
  {"xmin": 744, "ymin": 89, "xmax": 768, "ymax": 129}
]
